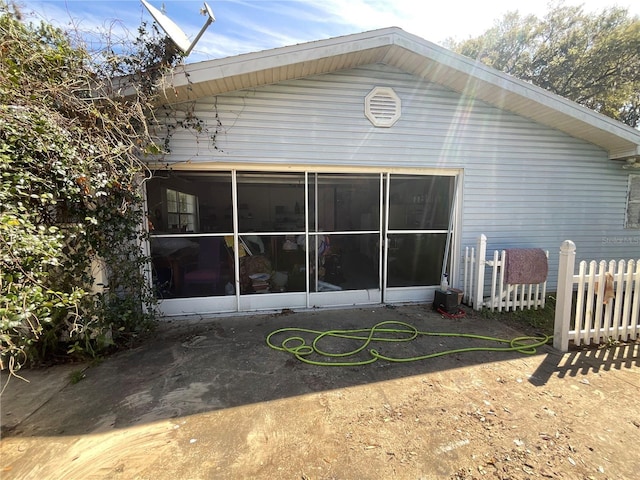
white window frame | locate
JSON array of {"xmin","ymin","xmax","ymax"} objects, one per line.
[{"xmin": 166, "ymin": 188, "xmax": 199, "ymax": 233}]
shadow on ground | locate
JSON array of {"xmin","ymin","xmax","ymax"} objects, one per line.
[
  {"xmin": 1, "ymin": 303, "xmax": 634, "ymax": 439},
  {"xmin": 529, "ymin": 339, "xmax": 639, "ymax": 386}
]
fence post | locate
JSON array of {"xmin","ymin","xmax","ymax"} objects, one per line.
[
  {"xmin": 474, "ymin": 234, "xmax": 487, "ymax": 310},
  {"xmin": 554, "ymin": 240, "xmax": 576, "ymax": 352}
]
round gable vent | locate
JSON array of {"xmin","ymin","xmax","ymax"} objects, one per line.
[{"xmin": 365, "ymin": 86, "xmax": 401, "ymax": 127}]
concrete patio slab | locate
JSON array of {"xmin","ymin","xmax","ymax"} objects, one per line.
[{"xmin": 1, "ymin": 304, "xmax": 639, "ymax": 479}]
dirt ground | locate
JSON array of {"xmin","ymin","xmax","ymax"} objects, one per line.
[{"xmin": 1, "ymin": 304, "xmax": 639, "ymax": 479}]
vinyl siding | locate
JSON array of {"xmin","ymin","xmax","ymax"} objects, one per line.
[{"xmin": 156, "ymin": 64, "xmax": 639, "ymax": 289}]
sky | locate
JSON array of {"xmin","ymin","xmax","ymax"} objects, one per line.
[{"xmin": 13, "ymin": 0, "xmax": 640, "ymax": 63}]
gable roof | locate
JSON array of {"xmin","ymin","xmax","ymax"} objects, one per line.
[{"xmin": 161, "ymin": 27, "xmax": 640, "ymax": 161}]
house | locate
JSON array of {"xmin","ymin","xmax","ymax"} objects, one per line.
[{"xmin": 144, "ymin": 27, "xmax": 640, "ymax": 317}]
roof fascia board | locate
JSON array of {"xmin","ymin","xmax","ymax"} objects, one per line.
[
  {"xmin": 609, "ymin": 145, "xmax": 640, "ymax": 160},
  {"xmin": 170, "ymin": 28, "xmax": 398, "ymax": 88}
]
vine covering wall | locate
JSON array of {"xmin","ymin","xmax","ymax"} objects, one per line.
[{"xmin": 0, "ymin": 2, "xmax": 183, "ymax": 376}]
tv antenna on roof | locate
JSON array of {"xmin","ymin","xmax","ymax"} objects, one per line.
[{"xmin": 141, "ymin": 0, "xmax": 215, "ymax": 56}]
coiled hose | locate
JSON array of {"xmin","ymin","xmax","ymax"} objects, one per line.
[{"xmin": 266, "ymin": 320, "xmax": 551, "ymax": 367}]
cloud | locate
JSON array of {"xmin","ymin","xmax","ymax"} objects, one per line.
[{"xmin": 15, "ymin": 0, "xmax": 640, "ymax": 62}]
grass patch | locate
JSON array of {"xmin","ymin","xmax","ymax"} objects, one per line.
[
  {"xmin": 478, "ymin": 295, "xmax": 556, "ymax": 337},
  {"xmin": 69, "ymin": 369, "xmax": 86, "ymax": 385}
]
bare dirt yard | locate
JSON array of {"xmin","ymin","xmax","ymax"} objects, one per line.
[{"xmin": 1, "ymin": 304, "xmax": 639, "ymax": 479}]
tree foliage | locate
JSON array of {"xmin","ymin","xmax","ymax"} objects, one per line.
[
  {"xmin": 0, "ymin": 1, "xmax": 183, "ymax": 376},
  {"xmin": 447, "ymin": 2, "xmax": 640, "ymax": 128}
]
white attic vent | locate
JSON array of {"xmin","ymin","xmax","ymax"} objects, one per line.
[{"xmin": 365, "ymin": 87, "xmax": 401, "ymax": 127}]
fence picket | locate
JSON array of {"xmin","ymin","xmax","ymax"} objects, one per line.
[
  {"xmin": 498, "ymin": 250, "xmax": 506, "ymax": 312},
  {"xmin": 595, "ymin": 261, "xmax": 608, "ymax": 343},
  {"xmin": 510, "ymin": 284, "xmax": 514, "ymax": 311},
  {"xmin": 490, "ymin": 250, "xmax": 499, "ymax": 312},
  {"xmin": 601, "ymin": 260, "xmax": 616, "ymax": 341},
  {"xmin": 611, "ymin": 260, "xmax": 625, "ymax": 340},
  {"xmin": 620, "ymin": 260, "xmax": 632, "ymax": 340},
  {"xmin": 584, "ymin": 262, "xmax": 596, "ymax": 346},
  {"xmin": 475, "ymin": 235, "xmax": 487, "ymax": 311},
  {"xmin": 527, "ymin": 284, "xmax": 544, "ymax": 310},
  {"xmin": 631, "ymin": 260, "xmax": 640, "ymax": 338},
  {"xmin": 573, "ymin": 261, "xmax": 586, "ymax": 346},
  {"xmin": 463, "ymin": 246, "xmax": 470, "ymax": 305},
  {"xmin": 470, "ymin": 247, "xmax": 476, "ymax": 307},
  {"xmin": 554, "ymin": 240, "xmax": 640, "ymax": 352}
]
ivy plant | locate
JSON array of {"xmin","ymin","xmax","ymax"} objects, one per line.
[{"xmin": 0, "ymin": 2, "xmax": 183, "ymax": 377}]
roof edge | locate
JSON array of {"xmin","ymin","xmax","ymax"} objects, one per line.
[{"xmin": 159, "ymin": 27, "xmax": 640, "ymax": 156}]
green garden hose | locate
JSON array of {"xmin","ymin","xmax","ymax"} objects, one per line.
[{"xmin": 266, "ymin": 320, "xmax": 552, "ymax": 367}]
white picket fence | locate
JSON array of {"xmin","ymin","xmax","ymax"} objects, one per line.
[
  {"xmin": 554, "ymin": 240, "xmax": 640, "ymax": 352},
  {"xmin": 462, "ymin": 234, "xmax": 548, "ymax": 312}
]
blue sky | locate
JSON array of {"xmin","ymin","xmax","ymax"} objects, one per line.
[{"xmin": 15, "ymin": 0, "xmax": 640, "ymax": 63}]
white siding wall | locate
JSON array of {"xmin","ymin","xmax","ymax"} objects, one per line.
[{"xmin": 157, "ymin": 64, "xmax": 639, "ymax": 289}]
